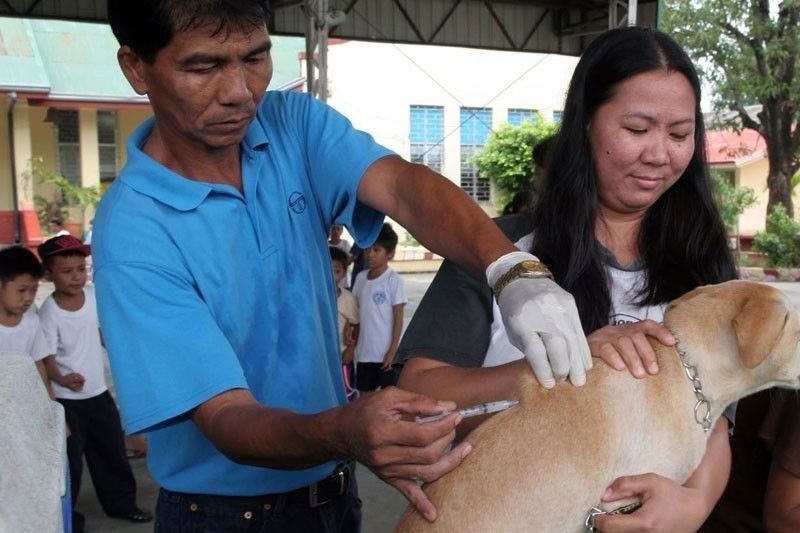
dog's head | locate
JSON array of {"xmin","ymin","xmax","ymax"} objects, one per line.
[{"xmin": 666, "ymin": 280, "xmax": 800, "ymax": 393}]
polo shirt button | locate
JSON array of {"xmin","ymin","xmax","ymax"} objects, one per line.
[
  {"xmin": 263, "ymin": 503, "xmax": 272, "ymax": 510},
  {"xmin": 244, "ymin": 511, "xmax": 253, "ymax": 519},
  {"xmin": 189, "ymin": 503, "xmax": 198, "ymax": 512}
]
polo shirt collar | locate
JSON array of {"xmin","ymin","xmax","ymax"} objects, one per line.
[{"xmin": 121, "ymin": 115, "xmax": 269, "ymax": 211}]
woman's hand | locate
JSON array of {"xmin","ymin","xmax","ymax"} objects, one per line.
[
  {"xmin": 587, "ymin": 320, "xmax": 674, "ymax": 378},
  {"xmin": 594, "ymin": 473, "xmax": 709, "ymax": 532}
]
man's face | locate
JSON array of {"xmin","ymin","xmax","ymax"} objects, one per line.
[
  {"xmin": 0, "ymin": 274, "xmax": 38, "ymax": 317},
  {"xmin": 126, "ymin": 22, "xmax": 273, "ymax": 152}
]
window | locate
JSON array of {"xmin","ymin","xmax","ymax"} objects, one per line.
[
  {"xmin": 460, "ymin": 107, "xmax": 492, "ymax": 201},
  {"xmin": 507, "ymin": 108, "xmax": 537, "ymax": 126},
  {"xmin": 97, "ymin": 111, "xmax": 118, "ymax": 183},
  {"xmin": 409, "ymin": 105, "xmax": 444, "ymax": 172},
  {"xmin": 553, "ymin": 110, "xmax": 563, "ymax": 124},
  {"xmin": 56, "ymin": 110, "xmax": 80, "ymax": 185}
]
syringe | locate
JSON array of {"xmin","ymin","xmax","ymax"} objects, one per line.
[{"xmin": 415, "ymin": 400, "xmax": 519, "ymax": 424}]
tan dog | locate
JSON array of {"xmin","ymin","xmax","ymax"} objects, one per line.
[{"xmin": 395, "ymin": 280, "xmax": 800, "ymax": 532}]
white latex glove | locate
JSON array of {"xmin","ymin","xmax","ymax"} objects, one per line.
[{"xmin": 487, "ymin": 251, "xmax": 592, "ymax": 388}]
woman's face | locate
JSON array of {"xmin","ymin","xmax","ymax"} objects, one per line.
[{"xmin": 589, "ymin": 70, "xmax": 696, "ymax": 218}]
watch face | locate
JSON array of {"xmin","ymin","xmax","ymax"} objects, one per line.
[{"xmin": 520, "ymin": 260, "xmax": 540, "ymax": 270}]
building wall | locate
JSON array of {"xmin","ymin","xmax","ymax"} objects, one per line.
[
  {"xmin": 118, "ymin": 109, "xmax": 153, "ymax": 165},
  {"xmin": 323, "ymin": 41, "xmax": 578, "ymax": 212},
  {"xmin": 737, "ymin": 158, "xmax": 770, "ymax": 236}
]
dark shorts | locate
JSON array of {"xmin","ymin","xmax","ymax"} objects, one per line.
[
  {"xmin": 154, "ymin": 463, "xmax": 361, "ymax": 533},
  {"xmin": 355, "ymin": 363, "xmax": 399, "ymax": 391}
]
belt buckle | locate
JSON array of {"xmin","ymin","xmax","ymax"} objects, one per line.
[{"xmin": 309, "ymin": 465, "xmax": 347, "ymax": 508}]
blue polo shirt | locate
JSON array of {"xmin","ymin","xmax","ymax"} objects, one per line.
[{"xmin": 92, "ymin": 91, "xmax": 392, "ymax": 495}]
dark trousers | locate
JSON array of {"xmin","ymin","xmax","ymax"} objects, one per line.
[
  {"xmin": 154, "ymin": 465, "xmax": 362, "ymax": 533},
  {"xmin": 355, "ymin": 362, "xmax": 399, "ymax": 391},
  {"xmin": 58, "ymin": 391, "xmax": 138, "ymax": 519}
]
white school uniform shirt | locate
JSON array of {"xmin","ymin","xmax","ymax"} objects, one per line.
[
  {"xmin": 0, "ymin": 306, "xmax": 50, "ymax": 362},
  {"xmin": 352, "ymin": 268, "xmax": 407, "ymax": 363},
  {"xmin": 38, "ymin": 285, "xmax": 108, "ymax": 400}
]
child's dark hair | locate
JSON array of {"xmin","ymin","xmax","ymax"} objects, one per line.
[
  {"xmin": 0, "ymin": 246, "xmax": 45, "ymax": 283},
  {"xmin": 329, "ymin": 246, "xmax": 348, "ymax": 268},
  {"xmin": 374, "ymin": 223, "xmax": 399, "ymax": 253}
]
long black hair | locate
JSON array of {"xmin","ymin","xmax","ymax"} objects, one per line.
[{"xmin": 531, "ymin": 26, "xmax": 736, "ymax": 334}]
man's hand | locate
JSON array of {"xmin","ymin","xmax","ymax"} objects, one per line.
[
  {"xmin": 335, "ymin": 387, "xmax": 471, "ymax": 522},
  {"xmin": 57, "ymin": 372, "xmax": 86, "ymax": 392},
  {"xmin": 588, "ymin": 321, "xmax": 675, "ymax": 378},
  {"xmin": 594, "ymin": 473, "xmax": 709, "ymax": 532},
  {"xmin": 487, "ymin": 252, "xmax": 591, "ymax": 388}
]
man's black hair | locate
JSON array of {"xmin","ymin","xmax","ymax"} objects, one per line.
[
  {"xmin": 329, "ymin": 246, "xmax": 349, "ymax": 268},
  {"xmin": 0, "ymin": 246, "xmax": 45, "ymax": 283},
  {"xmin": 374, "ymin": 223, "xmax": 399, "ymax": 253},
  {"xmin": 108, "ymin": 0, "xmax": 272, "ymax": 64}
]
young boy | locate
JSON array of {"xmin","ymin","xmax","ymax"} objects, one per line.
[
  {"xmin": 330, "ymin": 246, "xmax": 359, "ymax": 401},
  {"xmin": 351, "ymin": 223, "xmax": 407, "ymax": 391},
  {"xmin": 0, "ymin": 245, "xmax": 50, "ymax": 387},
  {"xmin": 37, "ymin": 235, "xmax": 152, "ymax": 532}
]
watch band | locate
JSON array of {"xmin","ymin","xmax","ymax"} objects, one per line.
[{"xmin": 492, "ymin": 259, "xmax": 553, "ymax": 297}]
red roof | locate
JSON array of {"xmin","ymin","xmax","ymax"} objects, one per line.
[{"xmin": 705, "ymin": 129, "xmax": 766, "ymax": 166}]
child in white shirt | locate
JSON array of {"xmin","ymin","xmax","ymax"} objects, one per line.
[{"xmin": 351, "ymin": 223, "xmax": 407, "ymax": 391}]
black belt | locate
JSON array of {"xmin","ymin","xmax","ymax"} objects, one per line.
[{"xmin": 165, "ymin": 462, "xmax": 353, "ymax": 511}]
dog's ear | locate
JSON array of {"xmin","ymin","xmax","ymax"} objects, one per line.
[{"xmin": 732, "ymin": 297, "xmax": 789, "ymax": 369}]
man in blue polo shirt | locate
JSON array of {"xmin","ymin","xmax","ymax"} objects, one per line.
[{"xmin": 96, "ymin": 1, "xmax": 592, "ymax": 530}]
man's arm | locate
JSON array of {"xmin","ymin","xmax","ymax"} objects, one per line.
[
  {"xmin": 192, "ymin": 387, "xmax": 471, "ymax": 521},
  {"xmin": 357, "ymin": 156, "xmax": 514, "ymax": 276}
]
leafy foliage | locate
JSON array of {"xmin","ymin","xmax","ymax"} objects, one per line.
[
  {"xmin": 710, "ymin": 170, "xmax": 758, "ymax": 232},
  {"xmin": 25, "ymin": 157, "xmax": 102, "ymax": 233},
  {"xmin": 753, "ymin": 204, "xmax": 800, "ymax": 267},
  {"xmin": 474, "ymin": 119, "xmax": 558, "ymax": 208},
  {"xmin": 662, "ymin": 0, "xmax": 800, "ymax": 219}
]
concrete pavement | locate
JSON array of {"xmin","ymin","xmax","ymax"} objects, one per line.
[{"xmin": 38, "ymin": 274, "xmax": 800, "ymax": 532}]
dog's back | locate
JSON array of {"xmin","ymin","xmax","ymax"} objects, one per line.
[{"xmin": 395, "ymin": 281, "xmax": 800, "ymax": 532}]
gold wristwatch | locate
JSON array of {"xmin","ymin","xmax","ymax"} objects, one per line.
[{"xmin": 492, "ymin": 259, "xmax": 553, "ymax": 297}]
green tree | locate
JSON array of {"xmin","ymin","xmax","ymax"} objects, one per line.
[
  {"xmin": 753, "ymin": 204, "xmax": 800, "ymax": 267},
  {"xmin": 475, "ymin": 119, "xmax": 558, "ymax": 209},
  {"xmin": 710, "ymin": 170, "xmax": 758, "ymax": 233},
  {"xmin": 662, "ymin": 0, "xmax": 800, "ymax": 220}
]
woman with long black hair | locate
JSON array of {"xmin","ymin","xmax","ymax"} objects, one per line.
[{"xmin": 397, "ymin": 26, "xmax": 736, "ymax": 531}]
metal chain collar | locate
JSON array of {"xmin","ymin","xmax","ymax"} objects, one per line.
[{"xmin": 675, "ymin": 338, "xmax": 712, "ymax": 433}]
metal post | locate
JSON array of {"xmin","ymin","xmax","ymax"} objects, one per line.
[
  {"xmin": 7, "ymin": 92, "xmax": 20, "ymax": 244},
  {"xmin": 304, "ymin": 0, "xmax": 329, "ymax": 101}
]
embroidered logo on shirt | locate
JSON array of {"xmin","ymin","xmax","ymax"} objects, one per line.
[
  {"xmin": 373, "ymin": 292, "xmax": 387, "ymax": 305},
  {"xmin": 289, "ymin": 192, "xmax": 306, "ymax": 214}
]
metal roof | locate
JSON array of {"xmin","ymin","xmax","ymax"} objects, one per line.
[
  {"xmin": 0, "ymin": 1, "xmax": 659, "ymax": 55},
  {"xmin": 0, "ymin": 17, "xmax": 307, "ymax": 101}
]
